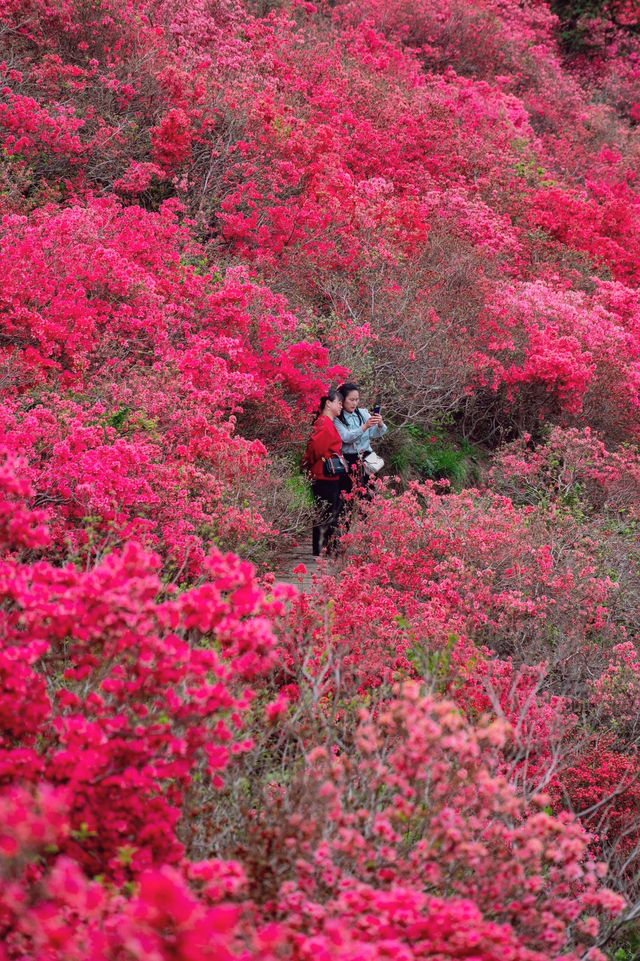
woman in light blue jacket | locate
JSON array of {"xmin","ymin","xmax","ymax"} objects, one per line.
[{"xmin": 335, "ymin": 381, "xmax": 387, "ymax": 490}]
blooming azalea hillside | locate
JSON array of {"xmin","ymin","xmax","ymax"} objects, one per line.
[{"xmin": 1, "ymin": 0, "xmax": 640, "ymax": 957}]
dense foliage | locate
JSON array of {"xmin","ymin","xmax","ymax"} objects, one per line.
[{"xmin": 1, "ymin": 0, "xmax": 640, "ymax": 957}]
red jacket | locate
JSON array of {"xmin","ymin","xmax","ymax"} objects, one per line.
[{"xmin": 304, "ymin": 416, "xmax": 343, "ymax": 480}]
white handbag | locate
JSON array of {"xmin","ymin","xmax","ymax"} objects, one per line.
[{"xmin": 363, "ymin": 450, "xmax": 384, "ymax": 476}]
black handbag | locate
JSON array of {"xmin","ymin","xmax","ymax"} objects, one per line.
[{"xmin": 322, "ymin": 454, "xmax": 347, "ymax": 477}]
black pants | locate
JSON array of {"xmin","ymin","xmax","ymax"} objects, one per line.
[
  {"xmin": 343, "ymin": 452, "xmax": 362, "ymax": 495},
  {"xmin": 312, "ymin": 478, "xmax": 347, "ymax": 556}
]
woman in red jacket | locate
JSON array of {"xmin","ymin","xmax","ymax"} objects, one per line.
[{"xmin": 303, "ymin": 389, "xmax": 348, "ymax": 556}]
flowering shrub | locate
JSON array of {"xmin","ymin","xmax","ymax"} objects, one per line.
[
  {"xmin": 0, "ymin": 196, "xmax": 345, "ymax": 573},
  {"xmin": 0, "ymin": 786, "xmax": 265, "ymax": 961},
  {"xmin": 0, "ymin": 445, "xmax": 635, "ymax": 959},
  {"xmin": 490, "ymin": 425, "xmax": 640, "ymax": 515},
  {"xmin": 552, "ymin": 741, "xmax": 640, "ymax": 905},
  {"xmin": 0, "ymin": 458, "xmax": 291, "ymax": 878},
  {"xmin": 1, "ymin": 0, "xmax": 640, "ymax": 954},
  {"xmin": 221, "ymin": 683, "xmax": 624, "ymax": 959}
]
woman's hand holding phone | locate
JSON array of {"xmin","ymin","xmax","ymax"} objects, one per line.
[{"xmin": 363, "ymin": 405, "xmax": 383, "ymax": 432}]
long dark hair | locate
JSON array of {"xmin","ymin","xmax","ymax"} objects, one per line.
[
  {"xmin": 313, "ymin": 388, "xmax": 343, "ymax": 422},
  {"xmin": 337, "ymin": 381, "xmax": 363, "ymax": 426}
]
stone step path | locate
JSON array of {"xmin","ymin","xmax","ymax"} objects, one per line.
[{"xmin": 272, "ymin": 532, "xmax": 324, "ymax": 592}]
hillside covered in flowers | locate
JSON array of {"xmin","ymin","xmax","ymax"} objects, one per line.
[{"xmin": 2, "ymin": 0, "xmax": 640, "ymax": 957}]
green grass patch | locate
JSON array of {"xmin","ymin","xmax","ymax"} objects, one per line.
[{"xmin": 390, "ymin": 423, "xmax": 482, "ymax": 489}]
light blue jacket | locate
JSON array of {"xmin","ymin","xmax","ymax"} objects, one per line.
[{"xmin": 335, "ymin": 408, "xmax": 387, "ymax": 455}]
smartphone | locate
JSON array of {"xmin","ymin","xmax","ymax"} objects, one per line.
[{"xmin": 373, "ymin": 404, "xmax": 381, "ymax": 415}]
